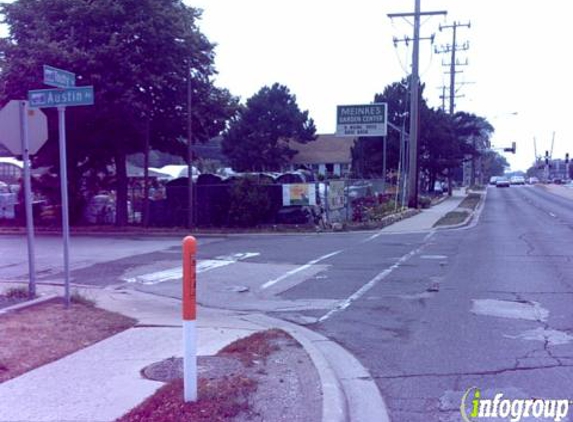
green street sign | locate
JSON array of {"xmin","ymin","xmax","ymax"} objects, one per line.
[
  {"xmin": 43, "ymin": 65, "xmax": 76, "ymax": 88},
  {"xmin": 336, "ymin": 103, "xmax": 387, "ymax": 137},
  {"xmin": 28, "ymin": 86, "xmax": 94, "ymax": 108}
]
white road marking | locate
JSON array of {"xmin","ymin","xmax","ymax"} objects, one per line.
[
  {"xmin": 318, "ymin": 233, "xmax": 434, "ymax": 322},
  {"xmin": 261, "ymin": 250, "xmax": 342, "ymax": 290},
  {"xmin": 420, "ymin": 255, "xmax": 448, "ymax": 260},
  {"xmin": 124, "ymin": 252, "xmax": 260, "ymax": 285},
  {"xmin": 549, "ymin": 212, "xmax": 557, "ymax": 218}
]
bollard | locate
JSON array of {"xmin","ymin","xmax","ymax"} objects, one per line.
[{"xmin": 182, "ymin": 236, "xmax": 197, "ymax": 402}]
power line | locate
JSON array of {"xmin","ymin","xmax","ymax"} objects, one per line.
[{"xmin": 434, "ymin": 21, "xmax": 471, "ymax": 114}]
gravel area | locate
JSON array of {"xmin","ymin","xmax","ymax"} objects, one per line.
[{"xmin": 138, "ymin": 330, "xmax": 322, "ymax": 422}]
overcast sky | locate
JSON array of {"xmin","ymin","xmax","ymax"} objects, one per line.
[
  {"xmin": 1, "ymin": 1, "xmax": 570, "ymax": 171},
  {"xmin": 188, "ymin": 0, "xmax": 572, "ymax": 172}
]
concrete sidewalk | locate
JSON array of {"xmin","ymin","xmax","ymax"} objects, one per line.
[
  {"xmin": 381, "ymin": 189, "xmax": 467, "ymax": 233},
  {"xmin": 0, "ymin": 287, "xmax": 389, "ymax": 422}
]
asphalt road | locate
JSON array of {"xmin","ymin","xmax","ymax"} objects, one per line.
[
  {"xmin": 1, "ymin": 185, "xmax": 572, "ymax": 421},
  {"xmin": 309, "ymin": 186, "xmax": 573, "ymax": 421}
]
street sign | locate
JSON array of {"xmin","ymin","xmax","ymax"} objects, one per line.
[
  {"xmin": 43, "ymin": 65, "xmax": 76, "ymax": 88},
  {"xmin": 0, "ymin": 100, "xmax": 48, "ymax": 155},
  {"xmin": 28, "ymin": 86, "xmax": 94, "ymax": 108},
  {"xmin": 336, "ymin": 103, "xmax": 387, "ymax": 137}
]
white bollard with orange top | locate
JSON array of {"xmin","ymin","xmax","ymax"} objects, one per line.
[{"xmin": 182, "ymin": 236, "xmax": 197, "ymax": 402}]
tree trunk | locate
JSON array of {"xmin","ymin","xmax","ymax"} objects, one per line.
[{"xmin": 115, "ymin": 150, "xmax": 128, "ymax": 226}]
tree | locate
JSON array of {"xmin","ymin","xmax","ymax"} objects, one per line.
[
  {"xmin": 222, "ymin": 83, "xmax": 316, "ymax": 172},
  {"xmin": 482, "ymin": 150, "xmax": 509, "ymax": 181},
  {"xmin": 0, "ymin": 0, "xmax": 237, "ymax": 225},
  {"xmin": 452, "ymin": 112, "xmax": 494, "ymax": 185},
  {"xmin": 351, "ymin": 80, "xmax": 410, "ymax": 178}
]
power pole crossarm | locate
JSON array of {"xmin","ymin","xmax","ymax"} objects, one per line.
[{"xmin": 435, "ymin": 21, "xmax": 471, "ymax": 114}]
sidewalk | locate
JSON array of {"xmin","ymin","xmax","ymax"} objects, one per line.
[
  {"xmin": 0, "ymin": 287, "xmax": 389, "ymax": 422},
  {"xmin": 381, "ymin": 189, "xmax": 467, "ymax": 233}
]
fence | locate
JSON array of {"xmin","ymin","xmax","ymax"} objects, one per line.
[{"xmin": 138, "ymin": 177, "xmax": 395, "ymax": 228}]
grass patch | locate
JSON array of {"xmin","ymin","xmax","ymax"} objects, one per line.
[
  {"xmin": 70, "ymin": 290, "xmax": 96, "ymax": 307},
  {"xmin": 0, "ymin": 298, "xmax": 135, "ymax": 383},
  {"xmin": 434, "ymin": 210, "xmax": 470, "ymax": 227},
  {"xmin": 459, "ymin": 193, "xmax": 482, "ymax": 210}
]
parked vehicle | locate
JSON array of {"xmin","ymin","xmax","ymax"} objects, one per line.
[
  {"xmin": 0, "ymin": 182, "xmax": 16, "ymax": 219},
  {"xmin": 496, "ymin": 178, "xmax": 510, "ymax": 188},
  {"xmin": 489, "ymin": 176, "xmax": 500, "ymax": 186},
  {"xmin": 510, "ymin": 176, "xmax": 525, "ymax": 185},
  {"xmin": 528, "ymin": 177, "xmax": 539, "ymax": 185}
]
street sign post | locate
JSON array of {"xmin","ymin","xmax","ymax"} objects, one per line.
[
  {"xmin": 336, "ymin": 103, "xmax": 388, "ymax": 137},
  {"xmin": 43, "ymin": 65, "xmax": 76, "ymax": 88},
  {"xmin": 26, "ymin": 66, "xmax": 95, "ymax": 307}
]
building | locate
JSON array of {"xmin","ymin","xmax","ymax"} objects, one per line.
[{"xmin": 287, "ymin": 134, "xmax": 355, "ymax": 178}]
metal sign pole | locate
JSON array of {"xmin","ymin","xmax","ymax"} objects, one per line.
[
  {"xmin": 58, "ymin": 106, "xmax": 71, "ymax": 307},
  {"xmin": 19, "ymin": 101, "xmax": 37, "ymax": 298}
]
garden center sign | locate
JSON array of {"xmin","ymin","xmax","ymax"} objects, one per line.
[{"xmin": 336, "ymin": 103, "xmax": 387, "ymax": 137}]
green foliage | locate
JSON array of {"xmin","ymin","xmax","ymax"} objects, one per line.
[
  {"xmin": 352, "ymin": 194, "xmax": 396, "ymax": 222},
  {"xmin": 227, "ymin": 177, "xmax": 271, "ymax": 227},
  {"xmin": 0, "ymin": 0, "xmax": 237, "ymax": 225},
  {"xmin": 70, "ymin": 290, "xmax": 96, "ymax": 307},
  {"xmin": 418, "ymin": 196, "xmax": 432, "ymax": 209},
  {"xmin": 222, "ymin": 83, "xmax": 316, "ymax": 172},
  {"xmin": 351, "ymin": 79, "xmax": 495, "ymax": 189}
]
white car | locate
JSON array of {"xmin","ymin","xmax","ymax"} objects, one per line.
[
  {"xmin": 496, "ymin": 178, "xmax": 510, "ymax": 188},
  {"xmin": 510, "ymin": 176, "xmax": 525, "ymax": 185}
]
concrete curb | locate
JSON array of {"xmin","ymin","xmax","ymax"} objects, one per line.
[
  {"xmin": 0, "ymin": 294, "xmax": 58, "ymax": 315},
  {"xmin": 434, "ymin": 190, "xmax": 487, "ymax": 231},
  {"xmin": 243, "ymin": 313, "xmax": 390, "ymax": 422}
]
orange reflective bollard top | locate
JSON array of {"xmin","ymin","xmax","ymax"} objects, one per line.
[{"xmin": 182, "ymin": 236, "xmax": 197, "ymax": 321}]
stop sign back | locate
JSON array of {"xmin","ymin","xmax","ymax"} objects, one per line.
[{"xmin": 0, "ymin": 100, "xmax": 48, "ymax": 155}]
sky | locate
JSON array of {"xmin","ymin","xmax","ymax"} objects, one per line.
[
  {"xmin": 1, "ymin": 1, "xmax": 570, "ymax": 171},
  {"xmin": 187, "ymin": 0, "xmax": 572, "ymax": 172}
]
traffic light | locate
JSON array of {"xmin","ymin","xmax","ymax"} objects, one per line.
[
  {"xmin": 566, "ymin": 153, "xmax": 570, "ymax": 164},
  {"xmin": 503, "ymin": 142, "xmax": 516, "ymax": 154},
  {"xmin": 545, "ymin": 150, "xmax": 549, "ymax": 165}
]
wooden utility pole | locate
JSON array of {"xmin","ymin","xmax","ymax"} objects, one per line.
[{"xmin": 388, "ymin": 1, "xmax": 446, "ymax": 208}]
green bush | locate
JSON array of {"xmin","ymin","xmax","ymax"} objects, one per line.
[
  {"xmin": 418, "ymin": 196, "xmax": 432, "ymax": 209},
  {"xmin": 227, "ymin": 177, "xmax": 271, "ymax": 227}
]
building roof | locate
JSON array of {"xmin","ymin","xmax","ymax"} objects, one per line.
[{"xmin": 290, "ymin": 134, "xmax": 355, "ymax": 165}]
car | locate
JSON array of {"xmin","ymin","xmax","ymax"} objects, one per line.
[
  {"xmin": 510, "ymin": 176, "xmax": 525, "ymax": 185},
  {"xmin": 496, "ymin": 178, "xmax": 510, "ymax": 188},
  {"xmin": 489, "ymin": 176, "xmax": 500, "ymax": 186},
  {"xmin": 528, "ymin": 177, "xmax": 539, "ymax": 185}
]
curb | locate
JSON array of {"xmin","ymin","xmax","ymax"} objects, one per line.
[
  {"xmin": 434, "ymin": 190, "xmax": 487, "ymax": 230},
  {"xmin": 243, "ymin": 313, "xmax": 390, "ymax": 422},
  {"xmin": 0, "ymin": 294, "xmax": 58, "ymax": 315}
]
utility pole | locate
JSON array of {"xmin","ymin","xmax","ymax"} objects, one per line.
[
  {"xmin": 435, "ymin": 21, "xmax": 470, "ymax": 114},
  {"xmin": 388, "ymin": 1, "xmax": 446, "ymax": 208}
]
